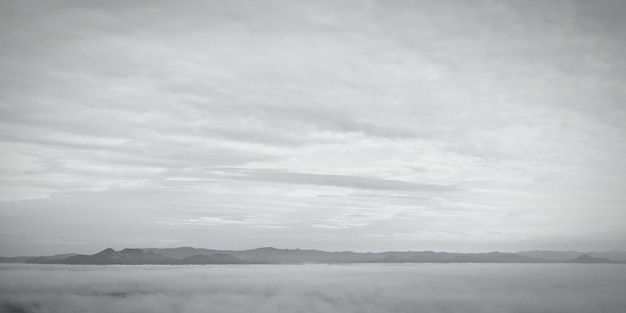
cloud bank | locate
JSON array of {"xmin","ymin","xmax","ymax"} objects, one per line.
[{"xmin": 1, "ymin": 264, "xmax": 626, "ymax": 313}]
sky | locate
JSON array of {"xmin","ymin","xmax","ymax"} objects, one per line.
[{"xmin": 1, "ymin": 0, "xmax": 625, "ymax": 256}]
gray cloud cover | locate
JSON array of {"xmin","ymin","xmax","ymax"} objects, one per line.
[
  {"xmin": 1, "ymin": 0, "xmax": 625, "ymax": 255},
  {"xmin": 1, "ymin": 264, "xmax": 626, "ymax": 313}
]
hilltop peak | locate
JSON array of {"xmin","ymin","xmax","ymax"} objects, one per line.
[
  {"xmin": 254, "ymin": 247, "xmax": 278, "ymax": 251},
  {"xmin": 95, "ymin": 248, "xmax": 116, "ymax": 256},
  {"xmin": 120, "ymin": 248, "xmax": 144, "ymax": 255},
  {"xmin": 570, "ymin": 254, "xmax": 612, "ymax": 263}
]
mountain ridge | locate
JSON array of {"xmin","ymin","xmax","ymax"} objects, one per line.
[{"xmin": 2, "ymin": 247, "xmax": 624, "ymax": 265}]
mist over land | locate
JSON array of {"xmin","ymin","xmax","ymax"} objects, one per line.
[{"xmin": 2, "ymin": 264, "xmax": 626, "ymax": 313}]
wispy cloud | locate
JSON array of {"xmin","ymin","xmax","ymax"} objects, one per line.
[
  {"xmin": 1, "ymin": 0, "xmax": 625, "ymax": 254},
  {"xmin": 170, "ymin": 168, "xmax": 459, "ymax": 192}
]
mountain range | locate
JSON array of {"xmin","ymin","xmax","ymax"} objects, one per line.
[{"xmin": 1, "ymin": 247, "xmax": 625, "ymax": 265}]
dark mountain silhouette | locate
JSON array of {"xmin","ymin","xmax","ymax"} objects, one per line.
[
  {"xmin": 518, "ymin": 250, "xmax": 626, "ymax": 262},
  {"xmin": 0, "ymin": 256, "xmax": 33, "ymax": 263},
  {"xmin": 140, "ymin": 248, "xmax": 605, "ymax": 264},
  {"xmin": 58, "ymin": 248, "xmax": 178, "ymax": 265},
  {"xmin": 26, "ymin": 257, "xmax": 59, "ymax": 264},
  {"xmin": 568, "ymin": 254, "xmax": 613, "ymax": 263},
  {"xmin": 179, "ymin": 254, "xmax": 245, "ymax": 264},
  {"xmin": 31, "ymin": 248, "xmax": 246, "ymax": 265},
  {"xmin": 143, "ymin": 247, "xmax": 225, "ymax": 260},
  {"xmin": 5, "ymin": 247, "xmax": 623, "ymax": 265},
  {"xmin": 516, "ymin": 250, "xmax": 588, "ymax": 261},
  {"xmin": 589, "ymin": 250, "xmax": 626, "ymax": 261},
  {"xmin": 22, "ymin": 253, "xmax": 80, "ymax": 264}
]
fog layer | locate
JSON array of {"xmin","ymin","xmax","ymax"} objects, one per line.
[{"xmin": 1, "ymin": 264, "xmax": 625, "ymax": 313}]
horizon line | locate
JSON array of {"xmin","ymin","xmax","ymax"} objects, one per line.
[{"xmin": 3, "ymin": 246, "xmax": 625, "ymax": 258}]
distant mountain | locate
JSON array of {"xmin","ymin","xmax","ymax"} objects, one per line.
[
  {"xmin": 516, "ymin": 250, "xmax": 586, "ymax": 261},
  {"xmin": 3, "ymin": 247, "xmax": 623, "ymax": 265},
  {"xmin": 517, "ymin": 250, "xmax": 626, "ymax": 262},
  {"xmin": 0, "ymin": 256, "xmax": 33, "ymax": 263},
  {"xmin": 179, "ymin": 254, "xmax": 245, "ymax": 264},
  {"xmin": 25, "ymin": 248, "xmax": 246, "ymax": 265},
  {"xmin": 568, "ymin": 254, "xmax": 614, "ymax": 263},
  {"xmin": 47, "ymin": 253, "xmax": 79, "ymax": 260},
  {"xmin": 142, "ymin": 247, "xmax": 225, "ymax": 260},
  {"xmin": 31, "ymin": 248, "xmax": 177, "ymax": 265},
  {"xmin": 140, "ymin": 248, "xmax": 568, "ymax": 264},
  {"xmin": 590, "ymin": 250, "xmax": 626, "ymax": 262}
]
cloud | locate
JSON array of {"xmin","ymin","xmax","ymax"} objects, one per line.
[
  {"xmin": 240, "ymin": 169, "xmax": 458, "ymax": 192},
  {"xmin": 1, "ymin": 264, "xmax": 626, "ymax": 313},
  {"xmin": 1, "ymin": 0, "xmax": 626, "ymax": 254},
  {"xmin": 171, "ymin": 168, "xmax": 459, "ymax": 193}
]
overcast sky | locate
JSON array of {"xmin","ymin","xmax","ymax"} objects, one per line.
[{"xmin": 1, "ymin": 0, "xmax": 625, "ymax": 256}]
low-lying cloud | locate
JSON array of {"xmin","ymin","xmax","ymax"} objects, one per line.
[{"xmin": 1, "ymin": 264, "xmax": 625, "ymax": 313}]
